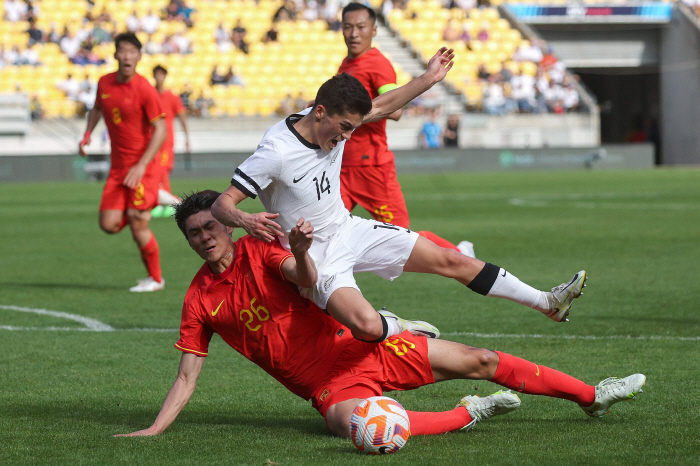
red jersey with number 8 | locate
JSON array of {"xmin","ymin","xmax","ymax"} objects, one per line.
[
  {"xmin": 175, "ymin": 236, "xmax": 353, "ymax": 400},
  {"xmin": 95, "ymin": 72, "xmax": 165, "ymax": 171}
]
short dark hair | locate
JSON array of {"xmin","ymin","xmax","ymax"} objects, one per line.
[
  {"xmin": 174, "ymin": 190, "xmax": 222, "ymax": 238},
  {"xmin": 314, "ymin": 73, "xmax": 372, "ymax": 117},
  {"xmin": 153, "ymin": 64, "xmax": 167, "ymax": 75},
  {"xmin": 114, "ymin": 32, "xmax": 142, "ymax": 52},
  {"xmin": 342, "ymin": 2, "xmax": 377, "ymax": 24}
]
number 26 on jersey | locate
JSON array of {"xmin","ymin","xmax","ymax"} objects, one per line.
[{"xmin": 240, "ymin": 297, "xmax": 269, "ymax": 332}]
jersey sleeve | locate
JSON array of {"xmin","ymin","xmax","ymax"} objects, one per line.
[
  {"xmin": 373, "ymin": 55, "xmax": 398, "ymax": 95},
  {"xmin": 175, "ymin": 295, "xmax": 214, "ymax": 357},
  {"xmin": 263, "ymin": 239, "xmax": 294, "ymax": 280},
  {"xmin": 231, "ymin": 139, "xmax": 282, "ymax": 199},
  {"xmin": 141, "ymin": 81, "xmax": 166, "ymax": 123}
]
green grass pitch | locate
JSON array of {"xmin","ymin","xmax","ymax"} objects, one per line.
[{"xmin": 1, "ymin": 168, "xmax": 699, "ymax": 465}]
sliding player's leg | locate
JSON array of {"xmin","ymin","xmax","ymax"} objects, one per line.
[{"xmin": 404, "ymin": 235, "xmax": 586, "ymax": 322}]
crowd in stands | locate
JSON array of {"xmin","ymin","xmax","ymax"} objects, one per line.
[{"xmin": 681, "ymin": 0, "xmax": 700, "ymax": 16}]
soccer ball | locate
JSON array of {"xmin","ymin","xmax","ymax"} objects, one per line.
[{"xmin": 349, "ymin": 396, "xmax": 411, "ymax": 455}]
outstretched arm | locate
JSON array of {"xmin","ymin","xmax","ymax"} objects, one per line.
[
  {"xmin": 212, "ymin": 185, "xmax": 284, "ymax": 242},
  {"xmin": 281, "ymin": 218, "xmax": 317, "ymax": 288},
  {"xmin": 363, "ymin": 48, "xmax": 454, "ymax": 124},
  {"xmin": 115, "ymin": 352, "xmax": 204, "ymax": 437},
  {"xmin": 78, "ymin": 106, "xmax": 102, "ymax": 156}
]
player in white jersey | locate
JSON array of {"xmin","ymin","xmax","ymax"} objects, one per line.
[{"xmin": 212, "ymin": 48, "xmax": 586, "ymax": 343}]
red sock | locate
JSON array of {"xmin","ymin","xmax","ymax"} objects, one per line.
[
  {"xmin": 138, "ymin": 234, "xmax": 162, "ymax": 283},
  {"xmin": 417, "ymin": 231, "xmax": 459, "ymax": 251},
  {"xmin": 490, "ymin": 351, "xmax": 595, "ymax": 406},
  {"xmin": 116, "ymin": 214, "xmax": 128, "ymax": 233},
  {"xmin": 406, "ymin": 408, "xmax": 472, "ymax": 435}
]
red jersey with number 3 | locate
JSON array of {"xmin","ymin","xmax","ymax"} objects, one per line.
[
  {"xmin": 337, "ymin": 48, "xmax": 398, "ymax": 166},
  {"xmin": 158, "ymin": 89, "xmax": 185, "ymax": 161},
  {"xmin": 95, "ymin": 72, "xmax": 165, "ymax": 171},
  {"xmin": 175, "ymin": 236, "xmax": 353, "ymax": 400}
]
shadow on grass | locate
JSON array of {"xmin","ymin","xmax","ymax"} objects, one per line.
[
  {"xmin": 0, "ymin": 281, "xmax": 124, "ymax": 292},
  {"xmin": 4, "ymin": 400, "xmax": 330, "ymax": 437}
]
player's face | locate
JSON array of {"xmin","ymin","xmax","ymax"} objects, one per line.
[
  {"xmin": 315, "ymin": 106, "xmax": 363, "ymax": 151},
  {"xmin": 185, "ymin": 211, "xmax": 234, "ymax": 264},
  {"xmin": 153, "ymin": 70, "xmax": 166, "ymax": 88},
  {"xmin": 342, "ymin": 10, "xmax": 376, "ymax": 59},
  {"xmin": 114, "ymin": 41, "xmax": 142, "ymax": 79}
]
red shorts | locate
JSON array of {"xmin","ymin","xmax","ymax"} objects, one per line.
[
  {"xmin": 158, "ymin": 145, "xmax": 175, "ymax": 193},
  {"xmin": 99, "ymin": 166, "xmax": 160, "ymax": 212},
  {"xmin": 311, "ymin": 331, "xmax": 435, "ymax": 417},
  {"xmin": 340, "ymin": 160, "xmax": 410, "ymax": 228}
]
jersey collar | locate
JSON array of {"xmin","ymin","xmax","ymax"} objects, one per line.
[{"xmin": 285, "ymin": 114, "xmax": 320, "ymax": 150}]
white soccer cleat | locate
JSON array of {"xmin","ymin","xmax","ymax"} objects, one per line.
[
  {"xmin": 378, "ymin": 308, "xmax": 440, "ymax": 339},
  {"xmin": 129, "ymin": 277, "xmax": 165, "ymax": 292},
  {"xmin": 457, "ymin": 240, "xmax": 476, "ymax": 258},
  {"xmin": 158, "ymin": 188, "xmax": 181, "ymax": 206},
  {"xmin": 545, "ymin": 270, "xmax": 587, "ymax": 322},
  {"xmin": 457, "ymin": 390, "xmax": 521, "ymax": 431},
  {"xmin": 580, "ymin": 373, "xmax": 646, "ymax": 418}
]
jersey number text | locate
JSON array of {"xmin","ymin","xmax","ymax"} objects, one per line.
[
  {"xmin": 240, "ymin": 297, "xmax": 269, "ymax": 332},
  {"xmin": 313, "ymin": 171, "xmax": 331, "ymax": 201}
]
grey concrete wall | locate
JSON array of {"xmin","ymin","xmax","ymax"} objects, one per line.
[
  {"xmin": 0, "ymin": 145, "xmax": 654, "ymax": 183},
  {"xmin": 659, "ymin": 6, "xmax": 700, "ymax": 165}
]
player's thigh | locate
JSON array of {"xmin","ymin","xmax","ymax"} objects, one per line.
[
  {"xmin": 403, "ymin": 235, "xmax": 484, "ymax": 278},
  {"xmin": 325, "ymin": 398, "xmax": 364, "ymax": 438},
  {"xmin": 427, "ymin": 338, "xmax": 499, "ymax": 382}
]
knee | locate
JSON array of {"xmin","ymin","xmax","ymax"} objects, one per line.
[
  {"xmin": 434, "ymin": 248, "xmax": 470, "ymax": 274},
  {"xmin": 325, "ymin": 407, "xmax": 352, "ymax": 438},
  {"xmin": 99, "ymin": 219, "xmax": 121, "ymax": 234},
  {"xmin": 352, "ymin": 311, "xmax": 383, "ymax": 342},
  {"xmin": 466, "ymin": 348, "xmax": 499, "ymax": 379}
]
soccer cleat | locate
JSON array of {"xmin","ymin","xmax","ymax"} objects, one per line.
[
  {"xmin": 545, "ymin": 270, "xmax": 587, "ymax": 322},
  {"xmin": 378, "ymin": 308, "xmax": 440, "ymax": 339},
  {"xmin": 457, "ymin": 390, "xmax": 521, "ymax": 431},
  {"xmin": 151, "ymin": 205, "xmax": 164, "ymax": 218},
  {"xmin": 457, "ymin": 240, "xmax": 476, "ymax": 258},
  {"xmin": 162, "ymin": 205, "xmax": 177, "ymax": 217},
  {"xmin": 129, "ymin": 277, "xmax": 165, "ymax": 292},
  {"xmin": 580, "ymin": 373, "xmax": 646, "ymax": 418}
]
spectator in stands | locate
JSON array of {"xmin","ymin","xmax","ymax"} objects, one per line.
[
  {"xmin": 166, "ymin": 0, "xmax": 194, "ymax": 27},
  {"xmin": 262, "ymin": 23, "xmax": 278, "ymax": 43},
  {"xmin": 483, "ymin": 75, "xmax": 512, "ymax": 115},
  {"xmin": 214, "ymin": 22, "xmax": 230, "ymax": 52},
  {"xmin": 548, "ymin": 60, "xmax": 566, "ymax": 84},
  {"xmin": 322, "ymin": 0, "xmax": 341, "ymax": 31},
  {"xmin": 47, "ymin": 23, "xmax": 60, "ymax": 44},
  {"xmin": 226, "ymin": 66, "xmax": 244, "ymax": 87},
  {"xmin": 420, "ymin": 109, "xmax": 443, "ymax": 149},
  {"xmin": 60, "ymin": 30, "xmax": 82, "ymax": 59},
  {"xmin": 30, "ymin": 94, "xmax": 44, "ymax": 120},
  {"xmin": 77, "ymin": 73, "xmax": 97, "ymax": 113},
  {"xmin": 443, "ymin": 114, "xmax": 460, "ymax": 148},
  {"xmin": 294, "ymin": 92, "xmax": 306, "ymax": 111},
  {"xmin": 232, "ymin": 31, "xmax": 249, "ymax": 54},
  {"xmin": 4, "ymin": 44, "xmax": 19, "ymax": 65},
  {"xmin": 513, "ymin": 39, "xmax": 543, "ymax": 63},
  {"xmin": 442, "ymin": 20, "xmax": 461, "ymax": 42},
  {"xmin": 56, "ymin": 73, "xmax": 81, "ymax": 101},
  {"xmin": 71, "ymin": 46, "xmax": 105, "ymax": 65},
  {"xmin": 499, "ymin": 62, "xmax": 513, "ymax": 83},
  {"xmin": 141, "ymin": 9, "xmax": 161, "ymax": 35},
  {"xmin": 477, "ymin": 64, "xmax": 490, "ymax": 82},
  {"xmin": 0, "ymin": 44, "xmax": 6, "ymax": 68},
  {"xmin": 562, "ymin": 81, "xmax": 579, "ymax": 113},
  {"xmin": 91, "ymin": 20, "xmax": 112, "ymax": 45},
  {"xmin": 511, "ymin": 70, "xmax": 536, "ymax": 113},
  {"xmin": 273, "ymin": 0, "xmax": 297, "ymax": 22},
  {"xmin": 276, "ymin": 93, "xmax": 296, "ymax": 116},
  {"xmin": 172, "ymin": 31, "xmax": 192, "ymax": 54},
  {"xmin": 144, "ymin": 34, "xmax": 162, "ymax": 54},
  {"xmin": 4, "ymin": 0, "xmax": 27, "ymax": 22},
  {"xmin": 232, "ymin": 19, "xmax": 246, "ymax": 40},
  {"xmin": 477, "ymin": 27, "xmax": 489, "ymax": 42},
  {"xmin": 543, "ymin": 80, "xmax": 565, "ymax": 114},
  {"xmin": 19, "ymin": 41, "xmax": 39, "ymax": 65},
  {"xmin": 193, "ymin": 92, "xmax": 214, "ymax": 117},
  {"xmin": 126, "ymin": 9, "xmax": 140, "ymax": 32},
  {"xmin": 302, "ymin": 0, "xmax": 319, "ymax": 21},
  {"xmin": 161, "ymin": 34, "xmax": 179, "ymax": 54},
  {"xmin": 210, "ymin": 65, "xmax": 227, "ymax": 86},
  {"xmin": 180, "ymin": 83, "xmax": 193, "ymax": 113},
  {"xmin": 26, "ymin": 17, "xmax": 43, "ymax": 45}
]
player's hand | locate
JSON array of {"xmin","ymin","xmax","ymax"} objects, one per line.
[
  {"xmin": 78, "ymin": 131, "xmax": 92, "ymax": 157},
  {"xmin": 123, "ymin": 163, "xmax": 147, "ymax": 189},
  {"xmin": 114, "ymin": 428, "xmax": 159, "ymax": 437},
  {"xmin": 289, "ymin": 218, "xmax": 314, "ymax": 254},
  {"xmin": 242, "ymin": 211, "xmax": 284, "ymax": 242},
  {"xmin": 424, "ymin": 47, "xmax": 455, "ymax": 84}
]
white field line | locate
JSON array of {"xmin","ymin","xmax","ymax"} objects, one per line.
[
  {"xmin": 404, "ymin": 192, "xmax": 660, "ymax": 201},
  {"xmin": 3, "ymin": 304, "xmax": 698, "ymax": 341},
  {"xmin": 509, "ymin": 199, "xmax": 700, "ymax": 211}
]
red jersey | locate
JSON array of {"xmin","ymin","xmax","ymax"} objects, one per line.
[
  {"xmin": 158, "ymin": 89, "xmax": 185, "ymax": 154},
  {"xmin": 338, "ymin": 48, "xmax": 398, "ymax": 166},
  {"xmin": 95, "ymin": 72, "xmax": 165, "ymax": 171},
  {"xmin": 175, "ymin": 236, "xmax": 353, "ymax": 401}
]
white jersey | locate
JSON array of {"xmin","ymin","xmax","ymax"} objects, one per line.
[{"xmin": 231, "ymin": 108, "xmax": 349, "ymax": 250}]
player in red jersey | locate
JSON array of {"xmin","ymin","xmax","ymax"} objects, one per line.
[
  {"xmin": 338, "ymin": 3, "xmax": 474, "ymax": 257},
  {"xmin": 79, "ymin": 32, "xmax": 167, "ymax": 292},
  {"xmin": 152, "ymin": 64, "xmax": 190, "ymax": 216},
  {"xmin": 115, "ymin": 190, "xmax": 645, "ymax": 439}
]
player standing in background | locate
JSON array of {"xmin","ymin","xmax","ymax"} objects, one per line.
[
  {"xmin": 79, "ymin": 32, "xmax": 167, "ymax": 292},
  {"xmin": 338, "ymin": 3, "xmax": 474, "ymax": 257},
  {"xmin": 152, "ymin": 64, "xmax": 191, "ymax": 218}
]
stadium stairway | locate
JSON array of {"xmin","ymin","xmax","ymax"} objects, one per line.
[{"xmin": 374, "ymin": 21, "xmax": 465, "ymax": 115}]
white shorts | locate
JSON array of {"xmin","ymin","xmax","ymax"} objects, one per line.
[{"xmin": 300, "ymin": 214, "xmax": 419, "ymax": 308}]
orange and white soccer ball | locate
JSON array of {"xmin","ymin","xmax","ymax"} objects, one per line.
[{"xmin": 349, "ymin": 396, "xmax": 411, "ymax": 455}]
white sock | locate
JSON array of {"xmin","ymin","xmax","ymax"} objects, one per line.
[
  {"xmin": 158, "ymin": 188, "xmax": 180, "ymax": 206},
  {"xmin": 384, "ymin": 317, "xmax": 402, "ymax": 338},
  {"xmin": 487, "ymin": 268, "xmax": 551, "ymax": 312}
]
